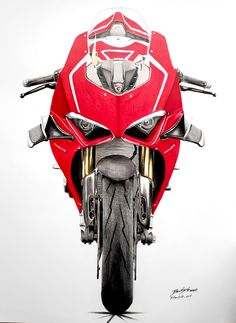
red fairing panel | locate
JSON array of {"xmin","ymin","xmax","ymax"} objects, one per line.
[{"xmin": 49, "ymin": 12, "xmax": 183, "ymax": 214}]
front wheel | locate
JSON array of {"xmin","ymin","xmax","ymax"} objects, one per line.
[{"xmin": 101, "ymin": 177, "xmax": 134, "ymax": 314}]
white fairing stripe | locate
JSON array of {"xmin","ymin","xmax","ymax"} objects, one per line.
[
  {"xmin": 69, "ymin": 55, "xmax": 89, "ymax": 112},
  {"xmin": 89, "ymin": 37, "xmax": 148, "ymax": 48},
  {"xmin": 69, "ymin": 54, "xmax": 167, "ymax": 113},
  {"xmin": 122, "ymin": 13, "xmax": 149, "ymax": 37},
  {"xmin": 148, "ymin": 55, "xmax": 168, "ymax": 112},
  {"xmin": 89, "ymin": 15, "xmax": 114, "ymax": 34},
  {"xmin": 101, "ymin": 49, "xmax": 134, "ymax": 60},
  {"xmin": 66, "ymin": 112, "xmax": 109, "ymax": 129}
]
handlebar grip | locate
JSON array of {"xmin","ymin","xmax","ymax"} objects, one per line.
[
  {"xmin": 177, "ymin": 69, "xmax": 211, "ymax": 89},
  {"xmin": 23, "ymin": 69, "xmax": 61, "ymax": 87}
]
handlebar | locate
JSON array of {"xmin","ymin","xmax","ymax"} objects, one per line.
[
  {"xmin": 177, "ymin": 69, "xmax": 211, "ymax": 89},
  {"xmin": 21, "ymin": 67, "xmax": 215, "ymax": 98},
  {"xmin": 23, "ymin": 69, "xmax": 61, "ymax": 87}
]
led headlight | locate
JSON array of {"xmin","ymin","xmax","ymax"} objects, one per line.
[
  {"xmin": 72, "ymin": 119, "xmax": 95, "ymax": 136},
  {"xmin": 66, "ymin": 112, "xmax": 111, "ymax": 140},
  {"xmin": 125, "ymin": 111, "xmax": 166, "ymax": 139}
]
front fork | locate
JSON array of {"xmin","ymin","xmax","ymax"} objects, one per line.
[
  {"xmin": 80, "ymin": 145, "xmax": 156, "ymax": 243},
  {"xmin": 80, "ymin": 146, "xmax": 156, "ymax": 278},
  {"xmin": 80, "ymin": 171, "xmax": 155, "ymax": 242}
]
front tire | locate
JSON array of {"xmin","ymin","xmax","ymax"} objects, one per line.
[{"xmin": 101, "ymin": 177, "xmax": 134, "ymax": 314}]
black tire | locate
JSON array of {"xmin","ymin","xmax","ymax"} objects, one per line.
[{"xmin": 101, "ymin": 177, "xmax": 134, "ymax": 314}]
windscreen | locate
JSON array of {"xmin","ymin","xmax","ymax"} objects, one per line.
[{"xmin": 85, "ymin": 8, "xmax": 152, "ymax": 95}]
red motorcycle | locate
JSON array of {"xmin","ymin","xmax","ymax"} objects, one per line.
[{"xmin": 21, "ymin": 8, "xmax": 215, "ymax": 314}]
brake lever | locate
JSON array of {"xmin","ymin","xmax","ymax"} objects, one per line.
[
  {"xmin": 20, "ymin": 83, "xmax": 56, "ymax": 98},
  {"xmin": 180, "ymin": 85, "xmax": 216, "ymax": 97}
]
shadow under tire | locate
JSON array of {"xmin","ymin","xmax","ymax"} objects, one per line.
[{"xmin": 101, "ymin": 177, "xmax": 134, "ymax": 314}]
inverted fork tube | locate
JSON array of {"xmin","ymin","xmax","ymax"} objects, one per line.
[
  {"xmin": 82, "ymin": 146, "xmax": 95, "ymax": 178},
  {"xmin": 139, "ymin": 146, "xmax": 153, "ymax": 180}
]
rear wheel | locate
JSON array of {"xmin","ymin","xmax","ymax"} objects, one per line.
[{"xmin": 101, "ymin": 177, "xmax": 134, "ymax": 314}]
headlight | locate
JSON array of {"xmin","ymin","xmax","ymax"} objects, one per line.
[
  {"xmin": 72, "ymin": 119, "xmax": 95, "ymax": 135},
  {"xmin": 125, "ymin": 111, "xmax": 166, "ymax": 139},
  {"xmin": 66, "ymin": 112, "xmax": 111, "ymax": 140}
]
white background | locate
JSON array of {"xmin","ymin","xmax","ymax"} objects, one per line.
[{"xmin": 0, "ymin": 0, "xmax": 236, "ymax": 322}]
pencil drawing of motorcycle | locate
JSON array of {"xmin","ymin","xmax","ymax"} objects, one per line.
[{"xmin": 21, "ymin": 8, "xmax": 215, "ymax": 314}]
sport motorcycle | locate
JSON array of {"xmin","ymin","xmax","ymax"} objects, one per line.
[{"xmin": 21, "ymin": 8, "xmax": 215, "ymax": 314}]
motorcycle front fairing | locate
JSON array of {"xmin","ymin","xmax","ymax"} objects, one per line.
[
  {"xmin": 22, "ymin": 6, "xmax": 210, "ymax": 315},
  {"xmin": 48, "ymin": 9, "xmax": 184, "ymax": 213}
]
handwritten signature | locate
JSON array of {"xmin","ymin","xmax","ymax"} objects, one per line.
[{"xmin": 170, "ymin": 287, "xmax": 198, "ymax": 299}]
